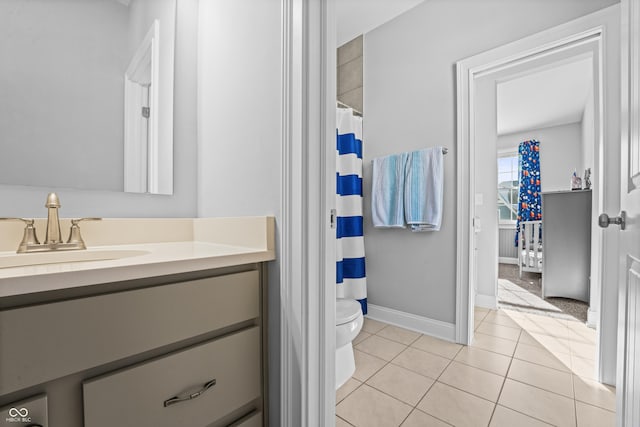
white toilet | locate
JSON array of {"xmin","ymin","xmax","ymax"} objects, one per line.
[{"xmin": 335, "ymin": 298, "xmax": 364, "ymax": 389}]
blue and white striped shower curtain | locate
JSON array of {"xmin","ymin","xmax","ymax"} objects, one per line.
[{"xmin": 336, "ymin": 108, "xmax": 367, "ymax": 314}]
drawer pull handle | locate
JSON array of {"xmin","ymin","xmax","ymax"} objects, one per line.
[{"xmin": 163, "ymin": 379, "xmax": 217, "ymax": 407}]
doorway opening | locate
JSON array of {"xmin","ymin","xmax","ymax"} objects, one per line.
[
  {"xmin": 456, "ymin": 6, "xmax": 621, "ymax": 387},
  {"xmin": 494, "ymin": 55, "xmax": 595, "ymax": 324}
]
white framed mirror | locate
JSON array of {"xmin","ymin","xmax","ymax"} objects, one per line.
[{"xmin": 0, "ymin": 0, "xmax": 176, "ymax": 195}]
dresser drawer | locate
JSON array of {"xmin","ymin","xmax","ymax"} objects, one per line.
[
  {"xmin": 0, "ymin": 270, "xmax": 259, "ymax": 395},
  {"xmin": 83, "ymin": 327, "xmax": 261, "ymax": 427}
]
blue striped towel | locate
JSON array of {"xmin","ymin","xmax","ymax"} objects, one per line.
[
  {"xmin": 405, "ymin": 147, "xmax": 444, "ymax": 232},
  {"xmin": 371, "ymin": 152, "xmax": 409, "ymax": 228}
]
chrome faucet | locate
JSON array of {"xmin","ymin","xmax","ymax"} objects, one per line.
[{"xmin": 0, "ymin": 193, "xmax": 101, "ymax": 253}]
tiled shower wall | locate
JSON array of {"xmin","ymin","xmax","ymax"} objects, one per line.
[{"xmin": 337, "ymin": 35, "xmax": 363, "ymax": 112}]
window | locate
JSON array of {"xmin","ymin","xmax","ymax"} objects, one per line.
[{"xmin": 498, "ymin": 154, "xmax": 519, "ymax": 224}]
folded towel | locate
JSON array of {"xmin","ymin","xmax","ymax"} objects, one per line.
[
  {"xmin": 404, "ymin": 147, "xmax": 444, "ymax": 232},
  {"xmin": 371, "ymin": 153, "xmax": 409, "ymax": 228}
]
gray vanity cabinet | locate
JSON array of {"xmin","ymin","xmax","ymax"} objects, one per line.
[{"xmin": 0, "ymin": 264, "xmax": 268, "ymax": 427}]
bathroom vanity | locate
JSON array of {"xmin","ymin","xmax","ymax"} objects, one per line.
[{"xmin": 0, "ymin": 217, "xmax": 274, "ymax": 427}]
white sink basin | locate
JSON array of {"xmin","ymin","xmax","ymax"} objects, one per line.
[{"xmin": 0, "ymin": 249, "xmax": 149, "ymax": 269}]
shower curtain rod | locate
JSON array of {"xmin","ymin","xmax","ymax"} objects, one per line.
[{"xmin": 337, "ymin": 100, "xmax": 363, "ymax": 116}]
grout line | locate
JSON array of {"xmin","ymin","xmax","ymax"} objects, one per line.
[
  {"xmin": 490, "ymin": 342, "xmax": 516, "ymax": 426},
  {"xmin": 336, "ymin": 378, "xmax": 364, "ymax": 405},
  {"xmin": 573, "ymin": 385, "xmax": 579, "ymax": 427},
  {"xmin": 335, "ymin": 414, "xmax": 356, "ymax": 426}
]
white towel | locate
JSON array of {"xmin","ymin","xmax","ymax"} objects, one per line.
[
  {"xmin": 371, "ymin": 153, "xmax": 409, "ymax": 228},
  {"xmin": 404, "ymin": 147, "xmax": 444, "ymax": 232}
]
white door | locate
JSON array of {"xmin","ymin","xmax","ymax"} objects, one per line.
[{"xmin": 615, "ymin": 1, "xmax": 640, "ymax": 425}]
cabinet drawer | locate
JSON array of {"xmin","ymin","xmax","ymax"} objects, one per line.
[
  {"xmin": 232, "ymin": 411, "xmax": 263, "ymax": 427},
  {"xmin": 0, "ymin": 270, "xmax": 259, "ymax": 395},
  {"xmin": 83, "ymin": 327, "xmax": 261, "ymax": 427}
]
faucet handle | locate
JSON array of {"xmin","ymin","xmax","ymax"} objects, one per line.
[
  {"xmin": 0, "ymin": 218, "xmax": 40, "ymax": 252},
  {"xmin": 0, "ymin": 217, "xmax": 35, "ymax": 225},
  {"xmin": 67, "ymin": 218, "xmax": 102, "ymax": 248}
]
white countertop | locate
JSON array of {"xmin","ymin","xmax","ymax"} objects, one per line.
[
  {"xmin": 0, "ymin": 241, "xmax": 274, "ymax": 298},
  {"xmin": 0, "ymin": 216, "xmax": 276, "ymax": 298}
]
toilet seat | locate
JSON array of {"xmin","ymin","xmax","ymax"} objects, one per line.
[{"xmin": 336, "ymin": 298, "xmax": 361, "ymax": 325}]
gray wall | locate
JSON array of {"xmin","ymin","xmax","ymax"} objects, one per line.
[
  {"xmin": 363, "ymin": 0, "xmax": 618, "ymax": 324},
  {"xmin": 196, "ymin": 1, "xmax": 282, "ymax": 424},
  {"xmin": 0, "ymin": 0, "xmax": 198, "ymax": 218},
  {"xmin": 338, "ymin": 35, "xmax": 363, "ymax": 112}
]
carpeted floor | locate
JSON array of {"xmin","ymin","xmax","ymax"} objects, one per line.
[{"xmin": 498, "ymin": 263, "xmax": 589, "ymax": 323}]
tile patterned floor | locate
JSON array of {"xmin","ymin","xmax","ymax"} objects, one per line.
[{"xmin": 335, "ymin": 308, "xmax": 615, "ymax": 427}]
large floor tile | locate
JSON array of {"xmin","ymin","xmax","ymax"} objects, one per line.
[
  {"xmin": 337, "ymin": 377, "xmax": 362, "ymax": 404},
  {"xmin": 567, "ymin": 322, "xmax": 597, "ymax": 344},
  {"xmin": 438, "ymin": 361, "xmax": 504, "ymax": 402},
  {"xmin": 391, "ymin": 347, "xmax": 450, "ymax": 379},
  {"xmin": 471, "ymin": 332, "xmax": 517, "ymax": 356},
  {"xmin": 417, "ymin": 382, "xmax": 495, "ymax": 427},
  {"xmin": 520, "ymin": 332, "xmax": 572, "ymax": 355},
  {"xmin": 483, "ymin": 311, "xmax": 524, "ymax": 329},
  {"xmin": 573, "ymin": 375, "xmax": 616, "ymax": 412},
  {"xmin": 401, "ymin": 409, "xmax": 451, "ymax": 427},
  {"xmin": 367, "ymin": 364, "xmax": 435, "ymax": 406},
  {"xmin": 362, "ymin": 317, "xmax": 387, "ymax": 334},
  {"xmin": 376, "ymin": 325, "xmax": 421, "ymax": 345},
  {"xmin": 355, "ymin": 335, "xmax": 407, "ymax": 361},
  {"xmin": 571, "ymin": 354, "xmax": 597, "ymax": 379},
  {"xmin": 454, "ymin": 346, "xmax": 512, "ymax": 376},
  {"xmin": 517, "ymin": 317, "xmax": 570, "ymax": 339},
  {"xmin": 336, "ymin": 384, "xmax": 412, "ymax": 427},
  {"xmin": 575, "ymin": 401, "xmax": 616, "ymax": 427},
  {"xmin": 411, "ymin": 334, "xmax": 463, "ymax": 359},
  {"xmin": 498, "ymin": 379, "xmax": 576, "ymax": 427},
  {"xmin": 489, "ymin": 405, "xmax": 553, "ymax": 426},
  {"xmin": 353, "ymin": 331, "xmax": 372, "ymax": 346},
  {"xmin": 570, "ymin": 339, "xmax": 596, "ymax": 360},
  {"xmin": 353, "ymin": 350, "xmax": 386, "ymax": 381},
  {"xmin": 336, "ymin": 416, "xmax": 353, "ymax": 427},
  {"xmin": 507, "ymin": 359, "xmax": 574, "ymax": 398},
  {"xmin": 513, "ymin": 341, "xmax": 572, "ymax": 372},
  {"xmin": 476, "ymin": 321, "xmax": 522, "ymax": 341}
]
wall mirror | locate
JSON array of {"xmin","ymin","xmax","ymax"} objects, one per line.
[{"xmin": 0, "ymin": 0, "xmax": 176, "ymax": 195}]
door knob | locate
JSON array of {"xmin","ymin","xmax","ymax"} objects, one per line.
[{"xmin": 598, "ymin": 211, "xmax": 626, "ymax": 230}]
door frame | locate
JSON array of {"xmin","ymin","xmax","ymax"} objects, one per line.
[
  {"xmin": 279, "ymin": 0, "xmax": 336, "ymax": 425},
  {"xmin": 455, "ymin": 6, "xmax": 620, "ymax": 385}
]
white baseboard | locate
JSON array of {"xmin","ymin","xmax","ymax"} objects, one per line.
[
  {"xmin": 499, "ymin": 257, "xmax": 518, "ymax": 265},
  {"xmin": 475, "ymin": 294, "xmax": 498, "ymax": 309},
  {"xmin": 366, "ymin": 304, "xmax": 456, "ymax": 342},
  {"xmin": 587, "ymin": 308, "xmax": 598, "ymax": 328}
]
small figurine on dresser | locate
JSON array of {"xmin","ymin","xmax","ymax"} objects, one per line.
[
  {"xmin": 584, "ymin": 168, "xmax": 592, "ymax": 190},
  {"xmin": 571, "ymin": 170, "xmax": 583, "ymax": 190}
]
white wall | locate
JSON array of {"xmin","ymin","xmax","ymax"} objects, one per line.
[
  {"xmin": 0, "ymin": 0, "xmax": 128, "ymax": 191},
  {"xmin": 0, "ymin": 0, "xmax": 198, "ymax": 218},
  {"xmin": 196, "ymin": 1, "xmax": 282, "ymax": 424},
  {"xmin": 363, "ymin": 0, "xmax": 618, "ymax": 324},
  {"xmin": 336, "ymin": 0, "xmax": 424, "ymax": 46},
  {"xmin": 498, "ymin": 123, "xmax": 584, "ymax": 192}
]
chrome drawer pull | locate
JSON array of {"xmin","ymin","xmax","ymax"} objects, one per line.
[{"xmin": 163, "ymin": 379, "xmax": 217, "ymax": 407}]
